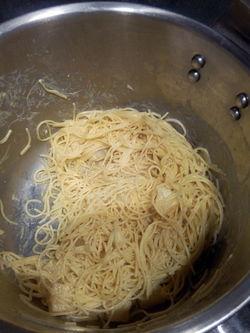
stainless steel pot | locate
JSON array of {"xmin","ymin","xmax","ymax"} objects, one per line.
[{"xmin": 0, "ymin": 2, "xmax": 249, "ymax": 333}]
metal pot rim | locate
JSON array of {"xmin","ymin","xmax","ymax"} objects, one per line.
[{"xmin": 0, "ymin": 1, "xmax": 249, "ymax": 67}]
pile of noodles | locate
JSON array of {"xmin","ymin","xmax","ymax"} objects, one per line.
[{"xmin": 0, "ymin": 108, "xmax": 223, "ymax": 320}]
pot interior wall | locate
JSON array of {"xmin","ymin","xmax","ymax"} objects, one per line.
[{"xmin": 0, "ymin": 7, "xmax": 249, "ymax": 332}]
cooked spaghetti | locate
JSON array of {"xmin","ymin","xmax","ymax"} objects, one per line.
[
  {"xmin": 0, "ymin": 129, "xmax": 12, "ymax": 144},
  {"xmin": 0, "ymin": 108, "xmax": 223, "ymax": 320},
  {"xmin": 20, "ymin": 128, "xmax": 31, "ymax": 156}
]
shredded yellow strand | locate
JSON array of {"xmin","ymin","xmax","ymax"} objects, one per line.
[
  {"xmin": 38, "ymin": 79, "xmax": 68, "ymax": 100},
  {"xmin": 0, "ymin": 199, "xmax": 17, "ymax": 225},
  {"xmin": 20, "ymin": 128, "xmax": 31, "ymax": 156},
  {"xmin": 0, "ymin": 108, "xmax": 223, "ymax": 321},
  {"xmin": 0, "ymin": 145, "xmax": 10, "ymax": 166},
  {"xmin": 0, "ymin": 129, "xmax": 12, "ymax": 144}
]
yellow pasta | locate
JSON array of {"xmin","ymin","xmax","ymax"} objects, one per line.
[
  {"xmin": 20, "ymin": 128, "xmax": 31, "ymax": 156},
  {"xmin": 38, "ymin": 79, "xmax": 68, "ymax": 100},
  {"xmin": 0, "ymin": 129, "xmax": 12, "ymax": 144},
  {"xmin": 0, "ymin": 108, "xmax": 223, "ymax": 321}
]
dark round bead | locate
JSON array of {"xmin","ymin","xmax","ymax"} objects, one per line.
[
  {"xmin": 191, "ymin": 54, "xmax": 206, "ymax": 69},
  {"xmin": 188, "ymin": 69, "xmax": 200, "ymax": 82},
  {"xmin": 230, "ymin": 106, "xmax": 241, "ymax": 120},
  {"xmin": 236, "ymin": 92, "xmax": 249, "ymax": 109}
]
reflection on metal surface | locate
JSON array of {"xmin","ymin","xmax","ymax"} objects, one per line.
[
  {"xmin": 211, "ymin": 302, "xmax": 250, "ymax": 333},
  {"xmin": 230, "ymin": 106, "xmax": 241, "ymax": 120},
  {"xmin": 191, "ymin": 53, "xmax": 206, "ymax": 69},
  {"xmin": 188, "ymin": 68, "xmax": 201, "ymax": 82},
  {"xmin": 28, "ymin": 6, "xmax": 67, "ymax": 23},
  {"xmin": 217, "ymin": 324, "xmax": 227, "ymax": 333},
  {"xmin": 236, "ymin": 92, "xmax": 249, "ymax": 109}
]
